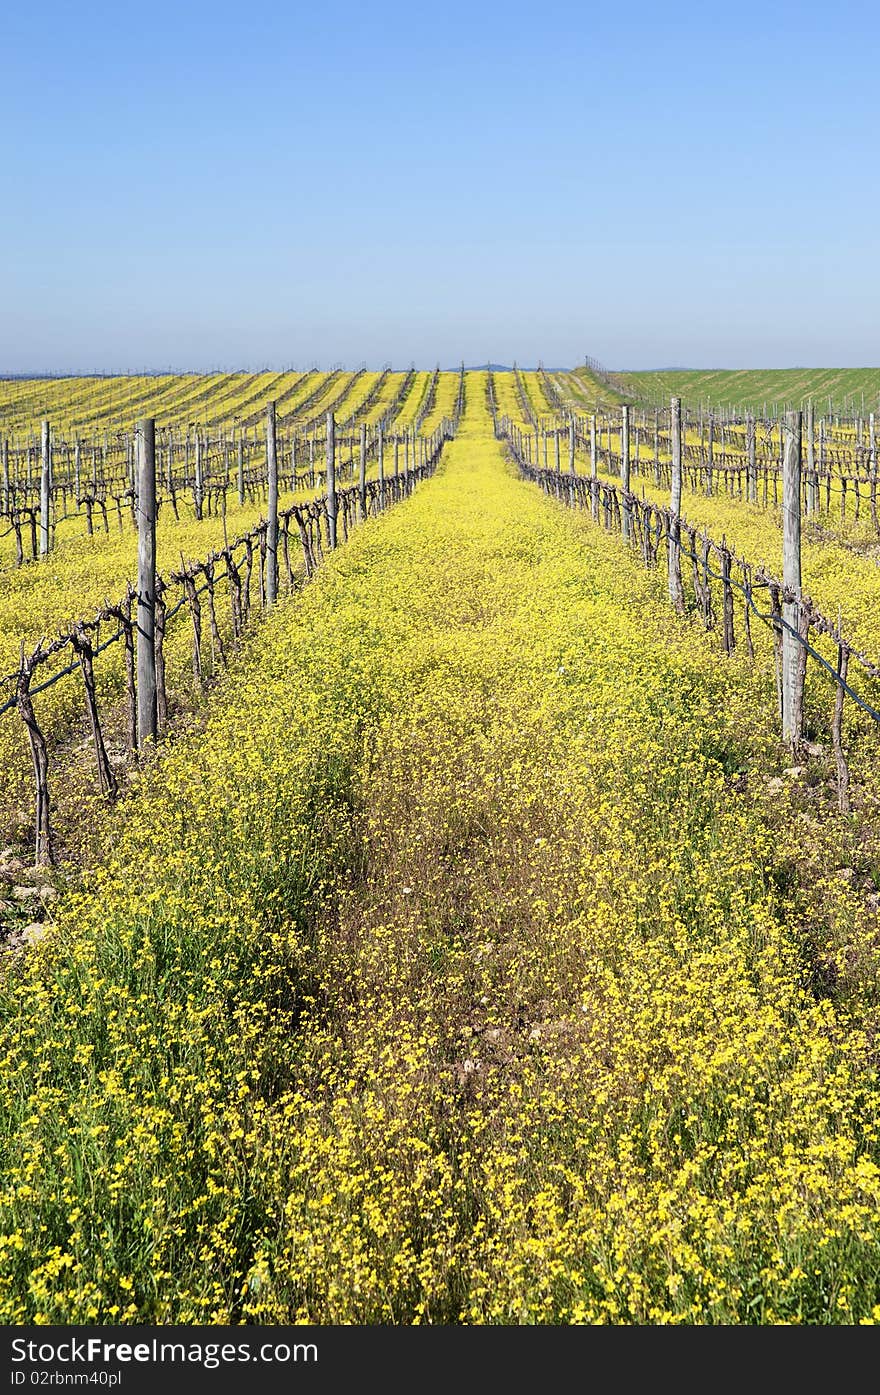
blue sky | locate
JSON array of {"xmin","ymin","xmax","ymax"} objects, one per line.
[{"xmin": 3, "ymin": 0, "xmax": 878, "ymax": 372}]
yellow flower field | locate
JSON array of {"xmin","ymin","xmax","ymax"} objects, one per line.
[{"xmin": 2, "ymin": 380, "xmax": 879, "ymax": 1324}]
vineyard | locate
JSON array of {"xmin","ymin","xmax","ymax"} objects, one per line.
[
  {"xmin": 616, "ymin": 366, "xmax": 880, "ymax": 416},
  {"xmin": 2, "ymin": 366, "xmax": 880, "ymax": 1325}
]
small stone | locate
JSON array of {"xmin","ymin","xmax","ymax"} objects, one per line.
[
  {"xmin": 783, "ymin": 766, "xmax": 806, "ymax": 779},
  {"xmin": 17, "ymin": 865, "xmax": 55, "ymax": 888},
  {"xmin": 21, "ymin": 922, "xmax": 47, "ymax": 947},
  {"xmin": 836, "ymin": 868, "xmax": 856, "ymax": 884},
  {"xmin": 766, "ymin": 777, "xmax": 785, "ymax": 793},
  {"xmin": 12, "ymin": 885, "xmax": 41, "ymax": 902},
  {"xmin": 803, "ymin": 741, "xmax": 826, "ymax": 757}
]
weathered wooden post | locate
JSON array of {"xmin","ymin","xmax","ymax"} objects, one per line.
[
  {"xmin": 40, "ymin": 420, "xmax": 51, "ymax": 556},
  {"xmin": 589, "ymin": 414, "xmax": 598, "ymax": 521},
  {"xmin": 326, "ymin": 411, "xmax": 337, "ymax": 547},
  {"xmin": 359, "ymin": 422, "xmax": 367, "ymax": 521},
  {"xmin": 237, "ymin": 432, "xmax": 245, "ymax": 506},
  {"xmin": 803, "ymin": 398, "xmax": 820, "ymax": 518},
  {"xmin": 777, "ymin": 415, "xmax": 784, "ymax": 490},
  {"xmin": 668, "ymin": 397, "xmax": 685, "ymax": 611},
  {"xmin": 870, "ymin": 412, "xmax": 877, "ymax": 532},
  {"xmin": 746, "ymin": 413, "xmax": 757, "ymax": 503},
  {"xmin": 194, "ymin": 430, "xmax": 204, "ymax": 521},
  {"xmin": 782, "ymin": 410, "xmax": 803, "ymax": 745},
  {"xmin": 2, "ymin": 437, "xmax": 9, "ymax": 511},
  {"xmin": 266, "ymin": 401, "xmax": 279, "ymax": 605},
  {"xmin": 621, "ymin": 405, "xmax": 631, "ymax": 540},
  {"xmin": 377, "ymin": 424, "xmax": 385, "ymax": 508},
  {"xmin": 706, "ymin": 413, "xmax": 715, "ymax": 496},
  {"xmin": 136, "ymin": 419, "xmax": 158, "ymax": 746}
]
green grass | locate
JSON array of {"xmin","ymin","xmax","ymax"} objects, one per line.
[
  {"xmin": 617, "ymin": 368, "xmax": 880, "ymax": 416},
  {"xmin": 553, "ymin": 368, "xmax": 630, "ymax": 409}
]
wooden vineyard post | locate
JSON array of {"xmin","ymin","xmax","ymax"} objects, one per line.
[
  {"xmin": 668, "ymin": 396, "xmax": 685, "ymax": 612},
  {"xmin": 777, "ymin": 417, "xmax": 784, "ymax": 498},
  {"xmin": 194, "ymin": 431, "xmax": 203, "ymax": 521},
  {"xmin": 870, "ymin": 412, "xmax": 878, "ymax": 533},
  {"xmin": 136, "ymin": 419, "xmax": 158, "ymax": 747},
  {"xmin": 568, "ymin": 419, "xmax": 576, "ymax": 475},
  {"xmin": 589, "ymin": 414, "xmax": 598, "ymax": 521},
  {"xmin": 621, "ymin": 405, "xmax": 631, "ymax": 540},
  {"xmin": 40, "ymin": 420, "xmax": 51, "ymax": 556},
  {"xmin": 721, "ymin": 543, "xmax": 735, "ymax": 653},
  {"xmin": 782, "ymin": 410, "xmax": 803, "ymax": 746},
  {"xmin": 266, "ymin": 401, "xmax": 279, "ymax": 606},
  {"xmin": 746, "ymin": 414, "xmax": 757, "ymax": 503},
  {"xmin": 326, "ymin": 411, "xmax": 337, "ymax": 547},
  {"xmin": 237, "ymin": 432, "xmax": 245, "ymax": 506},
  {"xmin": 806, "ymin": 399, "xmax": 817, "ymax": 516},
  {"xmin": 832, "ymin": 639, "xmax": 851, "ymax": 813},
  {"xmin": 359, "ymin": 422, "xmax": 367, "ymax": 521},
  {"xmin": 378, "ymin": 424, "xmax": 385, "ymax": 509}
]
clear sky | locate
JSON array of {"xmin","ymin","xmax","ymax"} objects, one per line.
[{"xmin": 3, "ymin": 0, "xmax": 878, "ymax": 373}]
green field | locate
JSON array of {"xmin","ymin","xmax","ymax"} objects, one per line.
[{"xmin": 616, "ymin": 367, "xmax": 880, "ymax": 415}]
